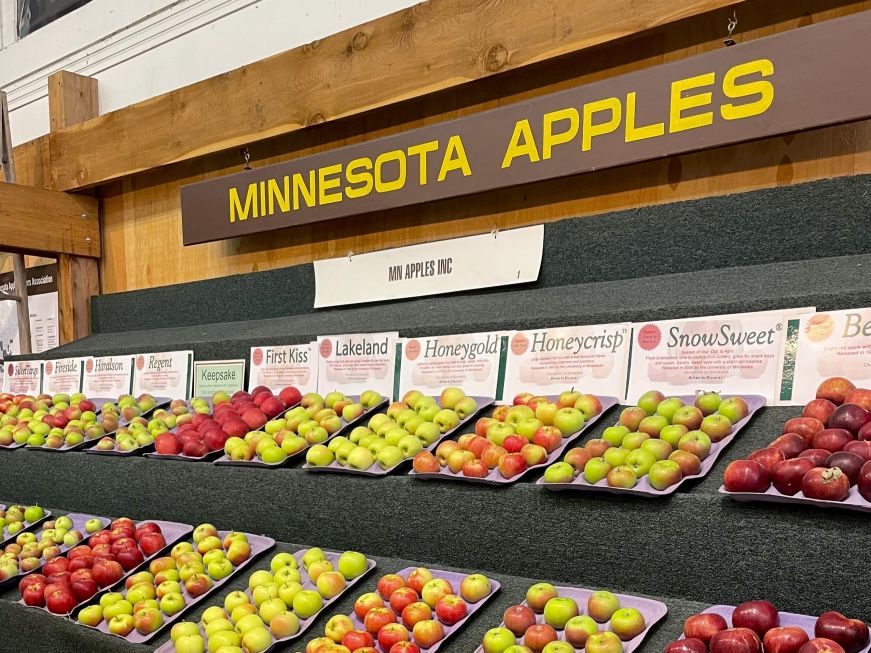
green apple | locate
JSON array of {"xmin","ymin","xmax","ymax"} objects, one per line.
[
  {"xmin": 648, "ymin": 459, "xmax": 683, "ymax": 490},
  {"xmin": 174, "ymin": 635, "xmax": 205, "ymax": 653},
  {"xmin": 553, "ymin": 407, "xmax": 584, "ymax": 435},
  {"xmin": 223, "ymin": 591, "xmax": 250, "ymax": 614},
  {"xmin": 376, "ymin": 445, "xmax": 404, "ymax": 469},
  {"xmin": 395, "ymin": 409, "xmax": 418, "ymax": 430},
  {"xmin": 397, "ymin": 434, "xmax": 423, "ymax": 458},
  {"xmin": 602, "ymin": 425, "xmax": 629, "ymax": 447},
  {"xmin": 160, "ymin": 592, "xmax": 186, "ymax": 616},
  {"xmin": 543, "ymin": 596, "xmax": 580, "ymax": 629},
  {"xmin": 301, "ymin": 547, "xmax": 326, "ymax": 569},
  {"xmin": 248, "ymin": 570, "xmax": 274, "ymax": 590},
  {"xmin": 252, "ymin": 583, "xmax": 279, "ymax": 607},
  {"xmin": 359, "ymin": 390, "xmax": 383, "ymax": 409},
  {"xmin": 695, "ymin": 391, "xmax": 722, "ymax": 415},
  {"xmin": 414, "ymin": 422, "xmax": 441, "ymax": 446},
  {"xmin": 171, "ymin": 622, "xmax": 200, "ymax": 642},
  {"xmin": 270, "ymin": 552, "xmax": 298, "ymax": 572},
  {"xmin": 242, "ymin": 627, "xmax": 272, "ymax": 653},
  {"xmin": 207, "ymin": 558, "xmax": 234, "ymax": 580},
  {"xmin": 602, "ymin": 446, "xmax": 630, "ymax": 468},
  {"xmin": 274, "ymin": 567, "xmax": 300, "ymax": 584},
  {"xmin": 305, "ymin": 444, "xmax": 334, "ymax": 466},
  {"xmin": 346, "ymin": 446, "xmax": 375, "ymax": 470},
  {"xmin": 367, "ymin": 439, "xmax": 388, "ymax": 456},
  {"xmin": 587, "ymin": 591, "xmax": 621, "ymax": 622},
  {"xmin": 207, "ymin": 629, "xmax": 242, "ymax": 651},
  {"xmin": 640, "ymin": 438, "xmax": 673, "ymax": 461},
  {"xmin": 384, "ymin": 427, "xmax": 410, "ymax": 447},
  {"xmin": 482, "ymin": 627, "xmax": 517, "ymax": 653},
  {"xmin": 659, "ymin": 424, "xmax": 689, "ymax": 449},
  {"xmin": 516, "ymin": 417, "xmax": 544, "ymax": 440},
  {"xmin": 291, "ymin": 589, "xmax": 323, "ymax": 618},
  {"xmin": 583, "ymin": 457, "xmax": 611, "ymax": 484},
  {"xmin": 418, "ymin": 404, "xmax": 440, "ymax": 422},
  {"xmin": 337, "ymin": 550, "xmax": 368, "ymax": 579},
  {"xmin": 621, "ymin": 432, "xmax": 650, "ymax": 450},
  {"xmin": 543, "ymin": 462, "xmax": 575, "ymax": 483},
  {"xmin": 432, "ymin": 409, "xmax": 460, "ymax": 433},
  {"xmin": 260, "ymin": 445, "xmax": 287, "ymax": 464},
  {"xmin": 335, "ymin": 441, "xmax": 356, "ymax": 465},
  {"xmin": 278, "ymin": 581, "xmax": 302, "ymax": 606},
  {"xmin": 258, "ymin": 597, "xmax": 286, "ymax": 624},
  {"xmin": 607, "ymin": 465, "xmax": 638, "ymax": 488},
  {"xmin": 655, "ymin": 397, "xmax": 684, "ymax": 421},
  {"xmin": 348, "ymin": 426, "xmax": 372, "ymax": 444},
  {"xmin": 637, "ymin": 390, "xmax": 666, "ymax": 416},
  {"xmin": 327, "ymin": 436, "xmax": 351, "ymax": 453},
  {"xmin": 626, "ymin": 448, "xmax": 657, "ymax": 477}
]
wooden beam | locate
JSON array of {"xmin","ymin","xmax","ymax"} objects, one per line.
[
  {"xmin": 0, "ymin": 182, "xmax": 99, "ymax": 257},
  {"xmin": 57, "ymin": 254, "xmax": 99, "ymax": 343},
  {"xmin": 45, "ymin": 0, "xmax": 741, "ymax": 191},
  {"xmin": 48, "ymin": 71, "xmax": 99, "ymax": 131}
]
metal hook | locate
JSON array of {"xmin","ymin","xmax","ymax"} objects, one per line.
[
  {"xmin": 491, "ymin": 227, "xmax": 499, "ymax": 239},
  {"xmin": 724, "ymin": 10, "xmax": 737, "ymax": 46},
  {"xmin": 240, "ymin": 147, "xmax": 251, "ymax": 170},
  {"xmin": 347, "ymin": 251, "xmax": 354, "ymax": 262}
]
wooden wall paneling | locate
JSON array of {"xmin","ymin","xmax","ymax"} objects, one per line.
[
  {"xmin": 48, "ymin": 71, "xmax": 99, "ymax": 132},
  {"xmin": 44, "ymin": 0, "xmax": 742, "ymax": 191}
]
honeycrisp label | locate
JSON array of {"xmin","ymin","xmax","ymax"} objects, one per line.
[
  {"xmin": 2, "ymin": 360, "xmax": 42, "ymax": 394},
  {"xmin": 83, "ymin": 356, "xmax": 134, "ymax": 396},
  {"xmin": 397, "ymin": 331, "xmax": 508, "ymax": 400},
  {"xmin": 41, "ymin": 357, "xmax": 85, "ymax": 395},
  {"xmin": 317, "ymin": 332, "xmax": 398, "ymax": 396},
  {"xmin": 626, "ymin": 310, "xmax": 795, "ymax": 403},
  {"xmin": 248, "ymin": 343, "xmax": 317, "ymax": 393},
  {"xmin": 786, "ymin": 308, "xmax": 871, "ymax": 404},
  {"xmin": 503, "ymin": 323, "xmax": 631, "ymax": 401},
  {"xmin": 132, "ymin": 351, "xmax": 194, "ymax": 399}
]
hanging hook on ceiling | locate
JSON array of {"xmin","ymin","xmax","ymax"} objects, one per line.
[
  {"xmin": 240, "ymin": 147, "xmax": 252, "ymax": 171},
  {"xmin": 724, "ymin": 10, "xmax": 738, "ymax": 47}
]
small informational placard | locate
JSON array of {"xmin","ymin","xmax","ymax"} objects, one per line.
[
  {"xmin": 313, "ymin": 226, "xmax": 543, "ymax": 308},
  {"xmin": 317, "ymin": 332, "xmax": 398, "ymax": 396},
  {"xmin": 248, "ymin": 344, "xmax": 317, "ymax": 393},
  {"xmin": 83, "ymin": 355, "xmax": 134, "ymax": 397},
  {"xmin": 193, "ymin": 360, "xmax": 245, "ymax": 397},
  {"xmin": 0, "ymin": 263, "xmax": 59, "ymax": 355},
  {"xmin": 397, "ymin": 331, "xmax": 508, "ymax": 400},
  {"xmin": 41, "ymin": 357, "xmax": 84, "ymax": 395},
  {"xmin": 132, "ymin": 351, "xmax": 194, "ymax": 399},
  {"xmin": 503, "ymin": 323, "xmax": 631, "ymax": 401},
  {"xmin": 626, "ymin": 310, "xmax": 796, "ymax": 404},
  {"xmin": 2, "ymin": 360, "xmax": 42, "ymax": 394},
  {"xmin": 786, "ymin": 308, "xmax": 871, "ymax": 404}
]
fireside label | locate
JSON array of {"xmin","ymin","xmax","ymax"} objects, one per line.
[
  {"xmin": 317, "ymin": 332, "xmax": 398, "ymax": 396},
  {"xmin": 503, "ymin": 323, "xmax": 631, "ymax": 401},
  {"xmin": 83, "ymin": 356, "xmax": 134, "ymax": 396},
  {"xmin": 2, "ymin": 360, "xmax": 42, "ymax": 394},
  {"xmin": 41, "ymin": 357, "xmax": 85, "ymax": 394},
  {"xmin": 787, "ymin": 308, "xmax": 871, "ymax": 404},
  {"xmin": 626, "ymin": 310, "xmax": 796, "ymax": 403},
  {"xmin": 132, "ymin": 351, "xmax": 194, "ymax": 398},
  {"xmin": 193, "ymin": 360, "xmax": 245, "ymax": 397},
  {"xmin": 397, "ymin": 331, "xmax": 508, "ymax": 400},
  {"xmin": 248, "ymin": 344, "xmax": 316, "ymax": 393}
]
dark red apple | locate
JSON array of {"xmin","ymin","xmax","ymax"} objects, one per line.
[
  {"xmin": 803, "ymin": 399, "xmax": 838, "ymax": 426},
  {"xmin": 815, "ymin": 612, "xmax": 870, "ymax": 653},
  {"xmin": 710, "ymin": 627, "xmax": 763, "ymax": 653},
  {"xmin": 858, "ymin": 422, "xmax": 871, "ymax": 442},
  {"xmin": 828, "ymin": 404, "xmax": 871, "ymax": 436},
  {"xmin": 825, "ymin": 452, "xmax": 864, "ymax": 485},
  {"xmin": 816, "ymin": 377, "xmax": 856, "ymax": 405},
  {"xmin": 723, "ymin": 460, "xmax": 771, "ymax": 493},
  {"xmin": 772, "ymin": 457, "xmax": 815, "ymax": 496},
  {"xmin": 813, "ymin": 429, "xmax": 854, "ymax": 454},
  {"xmin": 801, "ymin": 467, "xmax": 850, "ymax": 501},
  {"xmin": 666, "ymin": 639, "xmax": 708, "ymax": 653},
  {"xmin": 783, "ymin": 418, "xmax": 825, "ymax": 447},
  {"xmin": 684, "ymin": 613, "xmax": 729, "ymax": 644},
  {"xmin": 770, "ymin": 433, "xmax": 807, "ymax": 459},
  {"xmin": 731, "ymin": 600, "xmax": 779, "ymax": 637},
  {"xmin": 843, "ymin": 440, "xmax": 871, "ymax": 461},
  {"xmin": 183, "ymin": 440, "xmax": 209, "ymax": 458},
  {"xmin": 764, "ymin": 627, "xmax": 810, "ymax": 653},
  {"xmin": 859, "ymin": 460, "xmax": 871, "ymax": 502},
  {"xmin": 748, "ymin": 448, "xmax": 786, "ymax": 473},
  {"xmin": 799, "ymin": 638, "xmax": 846, "ymax": 653},
  {"xmin": 799, "ymin": 449, "xmax": 833, "ymax": 467}
]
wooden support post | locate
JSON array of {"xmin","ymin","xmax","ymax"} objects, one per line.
[{"xmin": 47, "ymin": 71, "xmax": 101, "ymax": 344}]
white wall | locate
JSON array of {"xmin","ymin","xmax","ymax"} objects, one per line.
[{"xmin": 0, "ymin": 0, "xmax": 418, "ymax": 145}]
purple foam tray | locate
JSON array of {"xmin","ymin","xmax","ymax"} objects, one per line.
[
  {"xmin": 0, "ymin": 440, "xmax": 27, "ymax": 449},
  {"xmin": 153, "ymin": 547, "xmax": 376, "ymax": 653},
  {"xmin": 303, "ymin": 396, "xmax": 494, "ymax": 476},
  {"xmin": 0, "ymin": 509, "xmax": 52, "ymax": 548},
  {"xmin": 0, "ymin": 512, "xmax": 110, "ymax": 587},
  {"xmin": 21, "ymin": 519, "xmax": 193, "ymax": 617},
  {"xmin": 720, "ymin": 482, "xmax": 871, "ymax": 513},
  {"xmin": 98, "ymin": 399, "xmax": 209, "ymax": 459},
  {"xmin": 27, "ymin": 429, "xmax": 117, "ymax": 453},
  {"xmin": 538, "ymin": 395, "xmax": 765, "ymax": 497},
  {"xmin": 412, "ymin": 396, "xmax": 619, "ymax": 485},
  {"xmin": 352, "ymin": 566, "xmax": 500, "ymax": 653},
  {"xmin": 213, "ymin": 396, "xmax": 389, "ymax": 469},
  {"xmin": 474, "ymin": 584, "xmax": 667, "ymax": 653},
  {"xmin": 145, "ymin": 398, "xmax": 237, "ymax": 463},
  {"xmin": 679, "ymin": 605, "xmax": 871, "ymax": 653}
]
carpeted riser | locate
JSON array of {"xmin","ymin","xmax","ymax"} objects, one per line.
[
  {"xmin": 1, "ymin": 406, "xmax": 868, "ymax": 630},
  {"xmin": 88, "ymin": 175, "xmax": 871, "ymax": 335}
]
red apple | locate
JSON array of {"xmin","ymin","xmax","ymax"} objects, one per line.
[
  {"xmin": 723, "ymin": 460, "xmax": 771, "ymax": 493},
  {"xmin": 816, "ymin": 377, "xmax": 856, "ymax": 405},
  {"xmin": 504, "ymin": 604, "xmax": 537, "ymax": 637},
  {"xmin": 764, "ymin": 627, "xmax": 810, "ymax": 653},
  {"xmin": 799, "ymin": 449, "xmax": 833, "ymax": 467},
  {"xmin": 829, "ymin": 404, "xmax": 871, "ymax": 436},
  {"xmin": 799, "ymin": 639, "xmax": 847, "ymax": 653},
  {"xmin": 803, "ymin": 399, "xmax": 838, "ymax": 426},
  {"xmin": 825, "ymin": 452, "xmax": 864, "ymax": 485},
  {"xmin": 497, "ymin": 453, "xmax": 527, "ymax": 479},
  {"xmin": 710, "ymin": 628, "xmax": 763, "ymax": 653},
  {"xmin": 843, "ymin": 440, "xmax": 871, "ymax": 461},
  {"xmin": 363, "ymin": 607, "xmax": 396, "ymax": 635},
  {"xmin": 814, "ymin": 429, "xmax": 855, "ymax": 454},
  {"xmin": 21, "ymin": 582, "xmax": 46, "ymax": 606},
  {"xmin": 45, "ymin": 586, "xmax": 77, "ymax": 614},
  {"xmin": 532, "ymin": 427, "xmax": 563, "ymax": 453},
  {"xmin": 772, "ymin": 457, "xmax": 816, "ymax": 495},
  {"xmin": 138, "ymin": 532, "xmax": 166, "ymax": 557},
  {"xmin": 859, "ymin": 460, "xmax": 871, "ymax": 502},
  {"xmin": 524, "ymin": 624, "xmax": 559, "ymax": 651},
  {"xmin": 844, "ymin": 389, "xmax": 871, "ymax": 412},
  {"xmin": 665, "ymin": 639, "xmax": 708, "ymax": 653},
  {"xmin": 390, "ymin": 587, "xmax": 419, "ymax": 614},
  {"xmin": 685, "ymin": 613, "xmax": 728, "ymax": 644},
  {"xmin": 783, "ymin": 418, "xmax": 825, "ymax": 448},
  {"xmin": 802, "ymin": 467, "xmax": 850, "ymax": 501},
  {"xmin": 815, "ymin": 612, "xmax": 870, "ymax": 653},
  {"xmin": 378, "ymin": 623, "xmax": 410, "ymax": 651},
  {"xmin": 279, "ymin": 386, "xmax": 302, "ymax": 407},
  {"xmin": 435, "ymin": 594, "xmax": 468, "ymax": 626},
  {"xmin": 731, "ymin": 600, "xmax": 779, "ymax": 637},
  {"xmin": 342, "ymin": 631, "xmax": 375, "ymax": 651},
  {"xmin": 378, "ymin": 574, "xmax": 406, "ymax": 600},
  {"xmin": 770, "ymin": 433, "xmax": 808, "ymax": 459},
  {"xmin": 748, "ymin": 448, "xmax": 786, "ymax": 473}
]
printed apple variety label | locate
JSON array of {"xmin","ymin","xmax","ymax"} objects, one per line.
[
  {"xmin": 626, "ymin": 310, "xmax": 793, "ymax": 403},
  {"xmin": 786, "ymin": 307, "xmax": 871, "ymax": 403},
  {"xmin": 397, "ymin": 331, "xmax": 508, "ymax": 399},
  {"xmin": 193, "ymin": 360, "xmax": 246, "ymax": 397},
  {"xmin": 82, "ymin": 356, "xmax": 134, "ymax": 396},
  {"xmin": 502, "ymin": 323, "xmax": 631, "ymax": 401},
  {"xmin": 248, "ymin": 344, "xmax": 317, "ymax": 393},
  {"xmin": 132, "ymin": 351, "xmax": 194, "ymax": 398},
  {"xmin": 317, "ymin": 332, "xmax": 398, "ymax": 396},
  {"xmin": 41, "ymin": 357, "xmax": 84, "ymax": 394},
  {"xmin": 2, "ymin": 360, "xmax": 42, "ymax": 394}
]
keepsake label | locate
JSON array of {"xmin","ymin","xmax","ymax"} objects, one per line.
[{"xmin": 193, "ymin": 360, "xmax": 245, "ymax": 397}]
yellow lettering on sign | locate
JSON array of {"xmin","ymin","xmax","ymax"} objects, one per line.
[
  {"xmin": 408, "ymin": 141, "xmax": 440, "ymax": 185},
  {"xmin": 292, "ymin": 171, "xmax": 316, "ymax": 210},
  {"xmin": 625, "ymin": 92, "xmax": 665, "ymax": 142},
  {"xmin": 346, "ymin": 158, "xmax": 373, "ymax": 199},
  {"xmin": 318, "ymin": 163, "xmax": 343, "ymax": 205},
  {"xmin": 229, "ymin": 184, "xmax": 257, "ymax": 222},
  {"xmin": 267, "ymin": 178, "xmax": 290, "ymax": 215},
  {"xmin": 438, "ymin": 135, "xmax": 472, "ymax": 181},
  {"xmin": 582, "ymin": 97, "xmax": 621, "ymax": 151},
  {"xmin": 670, "ymin": 72, "xmax": 715, "ymax": 133},
  {"xmin": 502, "ymin": 119, "xmax": 540, "ymax": 168},
  {"xmin": 375, "ymin": 150, "xmax": 406, "ymax": 192},
  {"xmin": 542, "ymin": 108, "xmax": 579, "ymax": 160},
  {"xmin": 721, "ymin": 59, "xmax": 774, "ymax": 121}
]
